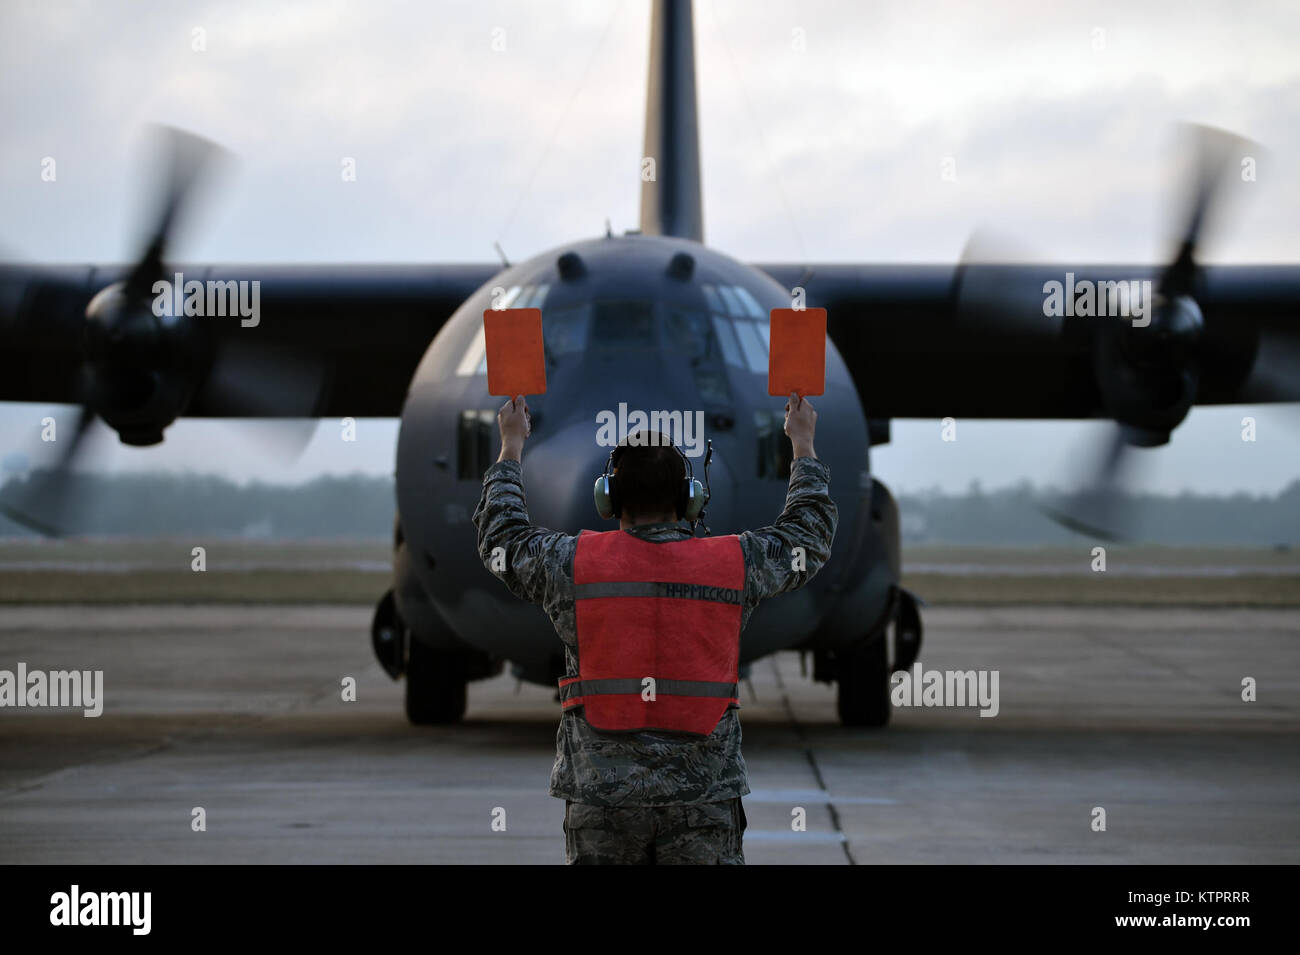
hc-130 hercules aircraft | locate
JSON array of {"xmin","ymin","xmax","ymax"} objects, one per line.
[{"xmin": 2, "ymin": 0, "xmax": 1296, "ymax": 725}]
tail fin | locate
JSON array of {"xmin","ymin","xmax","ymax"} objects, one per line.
[{"xmin": 638, "ymin": 0, "xmax": 704, "ymax": 242}]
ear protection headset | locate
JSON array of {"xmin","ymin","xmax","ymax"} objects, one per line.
[{"xmin": 593, "ymin": 439, "xmax": 711, "ymax": 525}]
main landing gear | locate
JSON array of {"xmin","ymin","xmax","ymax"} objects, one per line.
[
  {"xmin": 370, "ymin": 588, "xmax": 498, "ymax": 725},
  {"xmin": 819, "ymin": 587, "xmax": 923, "ymax": 727}
]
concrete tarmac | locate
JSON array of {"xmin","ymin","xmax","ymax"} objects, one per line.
[{"xmin": 1, "ymin": 605, "xmax": 1296, "ymax": 864}]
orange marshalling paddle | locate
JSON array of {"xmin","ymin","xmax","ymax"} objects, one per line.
[
  {"xmin": 767, "ymin": 307, "xmax": 826, "ymax": 397},
  {"xmin": 483, "ymin": 308, "xmax": 547, "ymax": 397}
]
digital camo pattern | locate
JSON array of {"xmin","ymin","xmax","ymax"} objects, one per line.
[
  {"xmin": 563, "ymin": 798, "xmax": 747, "ymax": 865},
  {"xmin": 473, "ymin": 455, "xmax": 837, "ymax": 807}
]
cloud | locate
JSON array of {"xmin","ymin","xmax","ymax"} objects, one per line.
[{"xmin": 1, "ymin": 0, "xmax": 1296, "ymax": 493}]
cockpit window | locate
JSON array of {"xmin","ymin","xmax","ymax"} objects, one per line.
[
  {"xmin": 717, "ymin": 285, "xmax": 746, "ymax": 317},
  {"xmin": 457, "ymin": 289, "xmax": 766, "ymax": 376},
  {"xmin": 543, "ymin": 303, "xmax": 591, "ymax": 357},
  {"xmin": 665, "ymin": 307, "xmax": 713, "ymax": 361},
  {"xmin": 456, "ymin": 326, "xmax": 487, "ymax": 376},
  {"xmin": 731, "ymin": 318, "xmax": 769, "ymax": 373},
  {"xmin": 700, "ymin": 284, "xmax": 773, "ymax": 373},
  {"xmin": 710, "ymin": 315, "xmax": 744, "ymax": 368},
  {"xmin": 494, "ymin": 284, "xmax": 551, "ymax": 309},
  {"xmin": 702, "ymin": 284, "xmax": 725, "ymax": 313},
  {"xmin": 591, "ymin": 300, "xmax": 655, "ymax": 353},
  {"xmin": 734, "ymin": 286, "xmax": 765, "ymax": 319},
  {"xmin": 456, "ymin": 284, "xmax": 553, "ymax": 376},
  {"xmin": 516, "ymin": 284, "xmax": 551, "ymax": 308}
]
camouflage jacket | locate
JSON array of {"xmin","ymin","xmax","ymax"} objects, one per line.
[{"xmin": 472, "ymin": 456, "xmax": 838, "ymax": 807}]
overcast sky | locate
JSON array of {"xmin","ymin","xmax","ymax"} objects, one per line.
[{"xmin": 1, "ymin": 0, "xmax": 1297, "ymax": 493}]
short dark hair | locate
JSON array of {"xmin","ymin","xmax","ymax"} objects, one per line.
[{"xmin": 614, "ymin": 431, "xmax": 683, "ymax": 519}]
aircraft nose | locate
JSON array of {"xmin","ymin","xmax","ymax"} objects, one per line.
[{"xmin": 520, "ymin": 423, "xmax": 617, "ymax": 534}]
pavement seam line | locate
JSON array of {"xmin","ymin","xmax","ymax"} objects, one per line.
[{"xmin": 769, "ymin": 655, "xmax": 856, "ymax": 865}]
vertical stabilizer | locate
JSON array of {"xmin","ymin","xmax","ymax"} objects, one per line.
[{"xmin": 639, "ymin": 0, "xmax": 704, "ymax": 242}]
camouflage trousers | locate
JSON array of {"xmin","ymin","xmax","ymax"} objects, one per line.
[{"xmin": 563, "ymin": 798, "xmax": 747, "ymax": 865}]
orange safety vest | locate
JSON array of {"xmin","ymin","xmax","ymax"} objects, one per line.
[{"xmin": 560, "ymin": 529, "xmax": 745, "ymax": 736}]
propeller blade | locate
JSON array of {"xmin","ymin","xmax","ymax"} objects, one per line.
[
  {"xmin": 233, "ymin": 420, "xmax": 322, "ymax": 466},
  {"xmin": 1037, "ymin": 502, "xmax": 1128, "ymax": 543},
  {"xmin": 123, "ymin": 126, "xmax": 230, "ymax": 300},
  {"xmin": 1238, "ymin": 329, "xmax": 1300, "ymax": 402},
  {"xmin": 0, "ymin": 493, "xmax": 69, "ymax": 537},
  {"xmin": 194, "ymin": 339, "xmax": 331, "ymax": 419},
  {"xmin": 191, "ymin": 339, "xmax": 331, "ymax": 464},
  {"xmin": 1160, "ymin": 124, "xmax": 1255, "ymax": 298},
  {"xmin": 961, "ymin": 124, "xmax": 1263, "ymax": 542},
  {"xmin": 54, "ymin": 405, "xmax": 95, "ymax": 469},
  {"xmin": 953, "ymin": 230, "xmax": 1063, "ymax": 339},
  {"xmin": 0, "ymin": 406, "xmax": 97, "ymax": 536},
  {"xmin": 1039, "ymin": 425, "xmax": 1139, "ymax": 542}
]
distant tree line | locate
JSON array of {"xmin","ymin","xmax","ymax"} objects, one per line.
[
  {"xmin": 0, "ymin": 471, "xmax": 396, "ymax": 539},
  {"xmin": 0, "ymin": 471, "xmax": 1296, "ymax": 545},
  {"xmin": 896, "ymin": 480, "xmax": 1300, "ymax": 546}
]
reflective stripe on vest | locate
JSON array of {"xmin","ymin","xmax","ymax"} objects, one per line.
[{"xmin": 564, "ymin": 529, "xmax": 744, "ymax": 736}]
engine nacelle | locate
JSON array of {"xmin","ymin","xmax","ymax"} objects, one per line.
[
  {"xmin": 82, "ymin": 281, "xmax": 207, "ymax": 445},
  {"xmin": 1092, "ymin": 293, "xmax": 1203, "ymax": 444}
]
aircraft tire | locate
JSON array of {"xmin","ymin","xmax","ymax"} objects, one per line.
[
  {"xmin": 405, "ymin": 636, "xmax": 468, "ymax": 725},
  {"xmin": 836, "ymin": 635, "xmax": 891, "ymax": 727}
]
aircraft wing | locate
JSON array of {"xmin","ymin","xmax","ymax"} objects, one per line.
[
  {"xmin": 753, "ymin": 262, "xmax": 1300, "ymax": 418},
  {"xmin": 0, "ymin": 262, "xmax": 501, "ymax": 418}
]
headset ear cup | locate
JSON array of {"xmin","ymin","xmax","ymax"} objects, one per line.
[
  {"xmin": 682, "ymin": 479, "xmax": 705, "ymax": 521},
  {"xmin": 673, "ymin": 445, "xmax": 697, "ymax": 521},
  {"xmin": 593, "ymin": 475, "xmax": 615, "ymax": 520},
  {"xmin": 595, "ymin": 450, "xmax": 620, "ymax": 520}
]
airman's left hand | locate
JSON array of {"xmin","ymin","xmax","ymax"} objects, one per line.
[{"xmin": 497, "ymin": 395, "xmax": 531, "ymax": 461}]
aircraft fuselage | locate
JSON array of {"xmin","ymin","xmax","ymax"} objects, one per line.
[{"xmin": 394, "ymin": 234, "xmax": 893, "ymax": 686}]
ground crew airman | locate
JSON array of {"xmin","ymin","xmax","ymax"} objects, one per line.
[{"xmin": 473, "ymin": 393, "xmax": 837, "ymax": 864}]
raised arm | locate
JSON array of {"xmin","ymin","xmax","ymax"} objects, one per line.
[
  {"xmin": 471, "ymin": 396, "xmax": 574, "ymax": 607},
  {"xmin": 738, "ymin": 394, "xmax": 839, "ymax": 603}
]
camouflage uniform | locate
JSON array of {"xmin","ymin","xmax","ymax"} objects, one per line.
[
  {"xmin": 563, "ymin": 798, "xmax": 748, "ymax": 865},
  {"xmin": 473, "ymin": 456, "xmax": 837, "ymax": 864}
]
